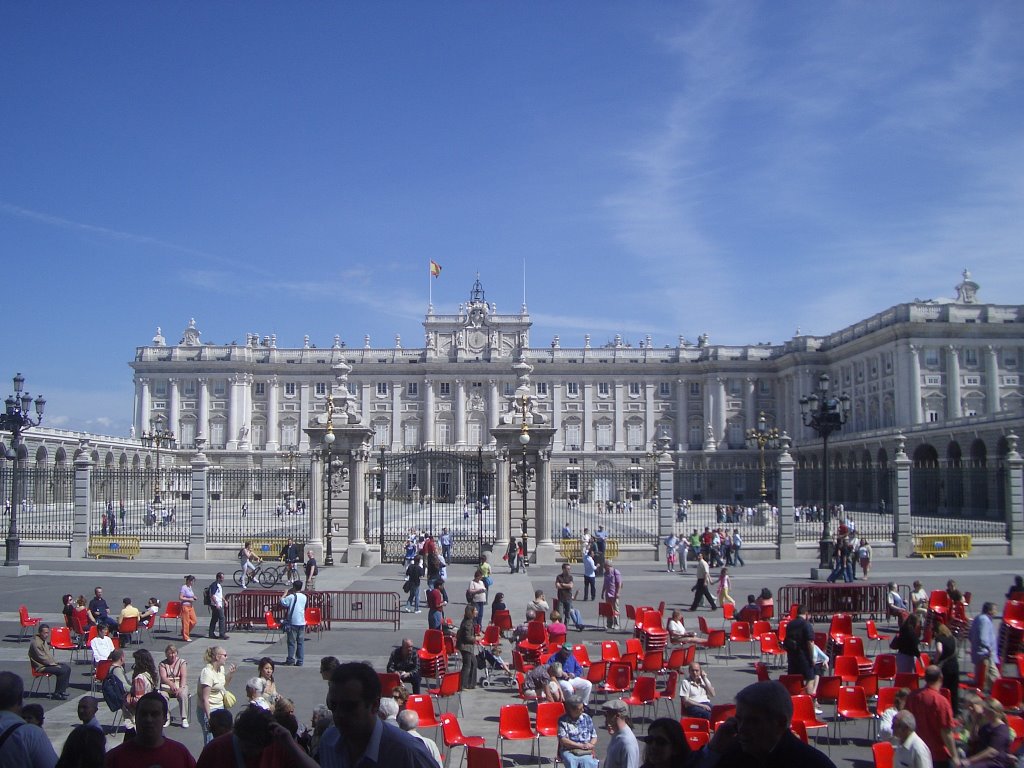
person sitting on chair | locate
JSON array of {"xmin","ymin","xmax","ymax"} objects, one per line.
[{"xmin": 678, "ymin": 662, "xmax": 715, "ymax": 719}]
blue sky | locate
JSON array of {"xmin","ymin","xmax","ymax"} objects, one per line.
[{"xmin": 1, "ymin": 2, "xmax": 1022, "ymax": 435}]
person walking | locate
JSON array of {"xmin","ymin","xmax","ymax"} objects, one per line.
[
  {"xmin": 601, "ymin": 560, "xmax": 623, "ymax": 630},
  {"xmin": 207, "ymin": 572, "xmax": 228, "ymax": 640},
  {"xmin": 404, "ymin": 556, "xmax": 424, "ymax": 613},
  {"xmin": 178, "ymin": 576, "xmax": 198, "ymax": 643},
  {"xmin": 556, "ymin": 563, "xmax": 575, "ymax": 620},
  {"xmin": 731, "ymin": 529, "xmax": 744, "ymax": 567},
  {"xmin": 688, "ymin": 553, "xmax": 717, "ymax": 611},
  {"xmin": 968, "ymin": 602, "xmax": 1000, "ymax": 694}
]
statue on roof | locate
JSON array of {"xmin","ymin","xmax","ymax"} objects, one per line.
[{"xmin": 955, "ymin": 268, "xmax": 979, "ymax": 304}]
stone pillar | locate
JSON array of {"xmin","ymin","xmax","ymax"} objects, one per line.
[
  {"xmin": 197, "ymin": 378, "xmax": 210, "ymax": 443},
  {"xmin": 535, "ymin": 449, "xmax": 556, "ymax": 564},
  {"xmin": 644, "ymin": 382, "xmax": 656, "ymax": 445},
  {"xmin": 226, "ymin": 376, "xmax": 241, "ymax": 450},
  {"xmin": 168, "ymin": 378, "xmax": 180, "ymax": 436},
  {"xmin": 298, "ymin": 383, "xmax": 311, "ymax": 451},
  {"xmin": 655, "ymin": 452, "xmax": 675, "ymax": 561},
  {"xmin": 745, "ymin": 377, "xmax": 756, "ymax": 431},
  {"xmin": 908, "ymin": 345, "xmax": 923, "ymax": 425},
  {"xmin": 893, "ymin": 435, "xmax": 913, "ymax": 557},
  {"xmin": 455, "ymin": 380, "xmax": 467, "ymax": 446},
  {"xmin": 306, "ymin": 452, "xmax": 324, "ymax": 561},
  {"xmin": 71, "ymin": 446, "xmax": 92, "ymax": 559},
  {"xmin": 986, "ymin": 346, "xmax": 1001, "ymax": 414},
  {"xmin": 947, "ymin": 346, "xmax": 961, "ymax": 420},
  {"xmin": 187, "ymin": 440, "xmax": 209, "ymax": 560},
  {"xmin": 776, "ymin": 434, "xmax": 796, "ymax": 560},
  {"xmin": 137, "ymin": 377, "xmax": 151, "ymax": 437},
  {"xmin": 613, "ymin": 382, "xmax": 625, "ymax": 450},
  {"xmin": 715, "ymin": 378, "xmax": 727, "ymax": 445},
  {"xmin": 676, "ymin": 378, "xmax": 688, "ymax": 451},
  {"xmin": 424, "ymin": 380, "xmax": 435, "ymax": 447},
  {"xmin": 1005, "ymin": 434, "xmax": 1023, "ymax": 555},
  {"xmin": 391, "ymin": 380, "xmax": 402, "ymax": 451},
  {"xmin": 583, "ymin": 383, "xmax": 594, "ymax": 450},
  {"xmin": 347, "ymin": 448, "xmax": 370, "ymax": 561},
  {"xmin": 265, "ymin": 377, "xmax": 280, "ymax": 451},
  {"xmin": 494, "ymin": 449, "xmax": 511, "ymax": 555},
  {"xmin": 488, "ymin": 380, "xmax": 501, "ymax": 447}
]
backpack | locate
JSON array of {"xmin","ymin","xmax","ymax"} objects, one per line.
[
  {"xmin": 101, "ymin": 671, "xmax": 126, "ymax": 712},
  {"xmin": 203, "ymin": 583, "xmax": 215, "ymax": 607}
]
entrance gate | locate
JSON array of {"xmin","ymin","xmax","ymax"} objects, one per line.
[{"xmin": 365, "ymin": 449, "xmax": 495, "ymax": 563}]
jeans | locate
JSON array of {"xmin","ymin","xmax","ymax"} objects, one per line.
[
  {"xmin": 406, "ymin": 586, "xmax": 420, "ymax": 611},
  {"xmin": 428, "ymin": 609, "xmax": 443, "ymax": 630},
  {"xmin": 209, "ymin": 606, "xmax": 226, "ymax": 638},
  {"xmin": 559, "ymin": 598, "xmax": 573, "ymax": 621},
  {"xmin": 583, "ymin": 576, "xmax": 595, "ymax": 601},
  {"xmin": 474, "ymin": 601, "xmax": 485, "ymax": 628},
  {"xmin": 561, "ymin": 752, "xmax": 599, "ymax": 768},
  {"xmin": 460, "ymin": 649, "xmax": 477, "ymax": 690},
  {"xmin": 734, "ymin": 548, "xmax": 744, "ymax": 566},
  {"xmin": 197, "ymin": 706, "xmax": 214, "ymax": 745},
  {"xmin": 286, "ymin": 625, "xmax": 305, "ymax": 665}
]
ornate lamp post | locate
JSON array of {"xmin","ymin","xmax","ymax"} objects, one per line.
[
  {"xmin": 799, "ymin": 373, "xmax": 851, "ymax": 568},
  {"xmin": 0, "ymin": 373, "xmax": 45, "ymax": 567},
  {"xmin": 323, "ymin": 394, "xmax": 336, "ymax": 566},
  {"xmin": 141, "ymin": 413, "xmax": 176, "ymax": 505},
  {"xmin": 746, "ymin": 411, "xmax": 781, "ymax": 515},
  {"xmin": 283, "ymin": 445, "xmax": 298, "ymax": 512},
  {"xmin": 515, "ymin": 388, "xmax": 532, "ymax": 540}
]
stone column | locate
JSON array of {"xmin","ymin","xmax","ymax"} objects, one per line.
[
  {"xmin": 893, "ymin": 435, "xmax": 913, "ymax": 557},
  {"xmin": 676, "ymin": 378, "xmax": 688, "ymax": 450},
  {"xmin": 655, "ymin": 451, "xmax": 675, "ymax": 561},
  {"xmin": 908, "ymin": 345, "xmax": 923, "ymax": 425},
  {"xmin": 947, "ymin": 346, "xmax": 962, "ymax": 420},
  {"xmin": 137, "ymin": 378, "xmax": 151, "ymax": 437},
  {"xmin": 715, "ymin": 378, "xmax": 727, "ymax": 445},
  {"xmin": 455, "ymin": 379, "xmax": 467, "ymax": 446},
  {"xmin": 348, "ymin": 448, "xmax": 369, "ymax": 560},
  {"xmin": 488, "ymin": 380, "xmax": 501, "ymax": 447},
  {"xmin": 583, "ymin": 383, "xmax": 594, "ymax": 450},
  {"xmin": 70, "ymin": 446, "xmax": 92, "ymax": 559},
  {"xmin": 265, "ymin": 377, "xmax": 280, "ymax": 451},
  {"xmin": 986, "ymin": 346, "xmax": 1001, "ymax": 414},
  {"xmin": 424, "ymin": 380, "xmax": 435, "ymax": 447},
  {"xmin": 494, "ymin": 449, "xmax": 511, "ymax": 555},
  {"xmin": 613, "ymin": 382, "xmax": 625, "ymax": 450},
  {"xmin": 776, "ymin": 434, "xmax": 796, "ymax": 560},
  {"xmin": 644, "ymin": 382, "xmax": 656, "ymax": 445},
  {"xmin": 1004, "ymin": 434, "xmax": 1023, "ymax": 556},
  {"xmin": 187, "ymin": 440, "xmax": 209, "ymax": 560},
  {"xmin": 168, "ymin": 378, "xmax": 180, "ymax": 435},
  {"xmin": 306, "ymin": 452, "xmax": 324, "ymax": 561},
  {"xmin": 535, "ymin": 449, "xmax": 555, "ymax": 564},
  {"xmin": 391, "ymin": 380, "xmax": 403, "ymax": 451},
  {"xmin": 745, "ymin": 377, "xmax": 756, "ymax": 431},
  {"xmin": 226, "ymin": 376, "xmax": 241, "ymax": 450},
  {"xmin": 197, "ymin": 378, "xmax": 210, "ymax": 442},
  {"xmin": 298, "ymin": 384, "xmax": 311, "ymax": 451}
]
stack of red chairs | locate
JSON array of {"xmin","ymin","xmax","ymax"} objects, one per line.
[
  {"xmin": 638, "ymin": 610, "xmax": 668, "ymax": 653},
  {"xmin": 516, "ymin": 621, "xmax": 548, "ymax": 663},
  {"xmin": 418, "ymin": 629, "xmax": 447, "ymax": 679}
]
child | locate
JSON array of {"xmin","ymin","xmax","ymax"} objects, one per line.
[
  {"xmin": 477, "ymin": 643, "xmax": 512, "ymax": 674},
  {"xmin": 246, "ymin": 677, "xmax": 271, "ymax": 710},
  {"xmin": 21, "ymin": 704, "xmax": 44, "ymax": 728},
  {"xmin": 716, "ymin": 567, "xmax": 735, "ymax": 606}
]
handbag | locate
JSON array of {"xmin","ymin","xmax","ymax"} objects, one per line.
[{"xmin": 222, "ymin": 689, "xmax": 237, "ymax": 708}]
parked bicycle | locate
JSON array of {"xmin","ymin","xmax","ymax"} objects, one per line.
[{"xmin": 233, "ymin": 561, "xmax": 287, "ymax": 589}]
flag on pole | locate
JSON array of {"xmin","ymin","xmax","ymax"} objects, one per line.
[{"xmin": 429, "ymin": 260, "xmax": 442, "ymax": 278}]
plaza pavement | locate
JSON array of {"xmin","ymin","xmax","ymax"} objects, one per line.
[{"xmin": 0, "ymin": 552, "xmax": 1020, "ymax": 766}]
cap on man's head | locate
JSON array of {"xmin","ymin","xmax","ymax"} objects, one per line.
[{"xmin": 602, "ymin": 700, "xmax": 628, "ymax": 715}]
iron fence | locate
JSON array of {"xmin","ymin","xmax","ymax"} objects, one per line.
[
  {"xmin": 224, "ymin": 589, "xmax": 401, "ymax": 632},
  {"xmin": 553, "ymin": 467, "xmax": 659, "ymax": 544},
  {"xmin": 90, "ymin": 467, "xmax": 193, "ymax": 543},
  {"xmin": 793, "ymin": 466, "xmax": 895, "ymax": 544},
  {"xmin": 368, "ymin": 449, "xmax": 495, "ymax": 562},
  {"xmin": 0, "ymin": 466, "xmax": 75, "ymax": 540},
  {"xmin": 673, "ymin": 468, "xmax": 779, "ymax": 543},
  {"xmin": 207, "ymin": 467, "xmax": 310, "ymax": 544},
  {"xmin": 910, "ymin": 463, "xmax": 1008, "ymax": 538}
]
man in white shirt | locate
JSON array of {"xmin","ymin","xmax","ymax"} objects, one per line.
[
  {"xmin": 678, "ymin": 662, "xmax": 715, "ymax": 719},
  {"xmin": 208, "ymin": 571, "xmax": 229, "ymax": 640},
  {"xmin": 89, "ymin": 623, "xmax": 115, "ymax": 665},
  {"xmin": 893, "ymin": 710, "xmax": 933, "ymax": 768},
  {"xmin": 280, "ymin": 580, "xmax": 307, "ymax": 667},
  {"xmin": 397, "ymin": 710, "xmax": 443, "ymax": 768}
]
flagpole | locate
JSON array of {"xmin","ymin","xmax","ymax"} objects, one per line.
[{"xmin": 428, "ymin": 261, "xmax": 432, "ymax": 310}]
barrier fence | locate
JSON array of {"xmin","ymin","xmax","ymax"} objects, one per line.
[
  {"xmin": 0, "ymin": 466, "xmax": 75, "ymax": 540},
  {"xmin": 776, "ymin": 582, "xmax": 906, "ymax": 622},
  {"xmin": 224, "ymin": 589, "xmax": 401, "ymax": 632}
]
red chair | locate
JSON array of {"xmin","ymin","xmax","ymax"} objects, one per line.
[
  {"xmin": 466, "ymin": 746, "xmax": 502, "ymax": 768},
  {"xmin": 18, "ymin": 606, "xmax": 41, "ymax": 642},
  {"xmin": 685, "ymin": 732, "xmax": 709, "ymax": 750},
  {"xmin": 91, "ymin": 659, "xmax": 112, "ymax": 693},
  {"xmin": 440, "ymin": 713, "xmax": 486, "ymax": 768},
  {"xmin": 571, "ymin": 644, "xmax": 592, "ymax": 669},
  {"xmin": 791, "ymin": 720, "xmax": 809, "ymax": 743},
  {"xmin": 865, "ymin": 620, "xmax": 891, "ymax": 655},
  {"xmin": 873, "ymin": 741, "xmax": 894, "ymax": 768},
  {"xmin": 621, "ymin": 675, "xmax": 661, "ymax": 722},
  {"xmin": 407, "ymin": 694, "xmax": 441, "ymax": 732},
  {"xmin": 601, "ymin": 640, "xmax": 622, "ymax": 663},
  {"xmin": 378, "ymin": 672, "xmax": 402, "ymax": 694},
  {"xmin": 834, "ymin": 655, "xmax": 861, "ymax": 685},
  {"xmin": 48, "ymin": 626, "xmax": 80, "ymax": 662},
  {"xmin": 29, "ymin": 665, "xmax": 54, "ymax": 697},
  {"xmin": 516, "ymin": 621, "xmax": 548, "ymax": 662},
  {"xmin": 697, "ymin": 630, "xmax": 726, "ymax": 665},
  {"xmin": 625, "ymin": 638, "xmax": 644, "ymax": 658},
  {"xmin": 585, "ymin": 661, "xmax": 608, "ymax": 697},
  {"xmin": 710, "ymin": 703, "xmax": 736, "ymax": 731},
  {"xmin": 159, "ymin": 601, "xmax": 181, "ymax": 632},
  {"xmin": 598, "ymin": 601, "xmax": 615, "ymax": 626},
  {"xmin": 698, "ymin": 616, "xmax": 711, "ymax": 635},
  {"xmin": 481, "ymin": 625, "xmax": 501, "ymax": 650},
  {"xmin": 828, "ymin": 614, "xmax": 854, "ymax": 648},
  {"xmin": 1006, "ymin": 714, "xmax": 1024, "ymax": 754},
  {"xmin": 759, "ymin": 632, "xmax": 786, "ymax": 668},
  {"xmin": 419, "ymin": 629, "xmax": 447, "ymax": 678},
  {"xmin": 663, "ymin": 647, "xmax": 688, "ymax": 673},
  {"xmin": 620, "ymin": 652, "xmax": 640, "ymax": 671},
  {"xmin": 990, "ymin": 678, "xmax": 1023, "ymax": 712},
  {"xmin": 722, "ymin": 603, "xmax": 735, "ymax": 622},
  {"xmin": 117, "ymin": 615, "xmax": 140, "ymax": 645},
  {"xmin": 496, "ymin": 704, "xmax": 539, "ymax": 765},
  {"xmin": 927, "ymin": 591, "xmax": 951, "ymax": 624},
  {"xmin": 493, "ymin": 610, "xmax": 513, "ymax": 637},
  {"xmin": 814, "ymin": 675, "xmax": 843, "ymax": 726},
  {"xmin": 836, "ymin": 685, "xmax": 874, "ymax": 741},
  {"xmin": 641, "ymin": 651, "xmax": 664, "ymax": 675},
  {"xmin": 875, "ymin": 686, "xmax": 899, "ymax": 717},
  {"xmin": 842, "ymin": 636, "xmax": 873, "ymax": 673},
  {"xmin": 639, "ymin": 611, "xmax": 669, "ymax": 652},
  {"xmin": 600, "ymin": 662, "xmax": 633, "ymax": 697},
  {"xmin": 779, "ymin": 674, "xmax": 806, "ymax": 696},
  {"xmin": 304, "ymin": 606, "xmax": 324, "ymax": 640},
  {"xmin": 659, "ymin": 671, "xmax": 678, "ymax": 717},
  {"xmin": 872, "ymin": 654, "xmax": 897, "ymax": 684},
  {"xmin": 855, "ymin": 673, "xmax": 879, "ymax": 701},
  {"xmin": 1003, "ymin": 601, "xmax": 1024, "ymax": 631},
  {"xmin": 751, "ymin": 620, "xmax": 772, "ymax": 641},
  {"xmin": 680, "ymin": 717, "xmax": 710, "ymax": 736},
  {"xmin": 428, "ymin": 672, "xmax": 464, "ymax": 715},
  {"xmin": 893, "ymin": 672, "xmax": 921, "ymax": 689},
  {"xmin": 727, "ymin": 621, "xmax": 753, "ymax": 658},
  {"xmin": 759, "ymin": 604, "xmax": 775, "ymax": 621},
  {"xmin": 262, "ymin": 611, "xmax": 281, "ymax": 643},
  {"xmin": 791, "ymin": 694, "xmax": 829, "ymax": 749},
  {"xmin": 535, "ymin": 700, "xmax": 564, "ymax": 762},
  {"xmin": 754, "ymin": 662, "xmax": 771, "ymax": 682}
]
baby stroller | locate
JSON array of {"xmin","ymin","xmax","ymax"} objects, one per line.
[{"xmin": 477, "ymin": 625, "xmax": 514, "ymax": 688}]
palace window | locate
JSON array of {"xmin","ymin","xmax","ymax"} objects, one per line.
[
  {"xmin": 438, "ymin": 382, "xmax": 451, "ymax": 396},
  {"xmin": 214, "ymin": 380, "xmax": 227, "ymax": 396},
  {"xmin": 253, "ymin": 382, "xmax": 265, "ymax": 396},
  {"xmin": 536, "ymin": 382, "xmax": 548, "ymax": 396},
  {"xmin": 566, "ymin": 382, "xmax": 579, "ymax": 397},
  {"xmin": 595, "ymin": 422, "xmax": 612, "ymax": 448},
  {"xmin": 280, "ymin": 422, "xmax": 298, "ymax": 447},
  {"xmin": 924, "ymin": 348, "xmax": 939, "ymax": 367},
  {"xmin": 626, "ymin": 422, "xmax": 643, "ymax": 449},
  {"xmin": 598, "ymin": 383, "xmax": 610, "ymax": 397},
  {"xmin": 403, "ymin": 423, "xmax": 420, "ymax": 448},
  {"xmin": 283, "ymin": 382, "xmax": 295, "ymax": 397},
  {"xmin": 628, "ymin": 382, "xmax": 641, "ymax": 397},
  {"xmin": 759, "ymin": 380, "xmax": 771, "ymax": 394},
  {"xmin": 376, "ymin": 382, "xmax": 388, "ymax": 396},
  {"xmin": 407, "ymin": 382, "xmax": 418, "ymax": 396},
  {"xmin": 659, "ymin": 382, "xmax": 671, "ymax": 397},
  {"xmin": 689, "ymin": 382, "xmax": 701, "ymax": 396},
  {"xmin": 209, "ymin": 421, "xmax": 226, "ymax": 447},
  {"xmin": 563, "ymin": 423, "xmax": 581, "ymax": 449},
  {"xmin": 184, "ymin": 380, "xmax": 197, "ymax": 396},
  {"xmin": 927, "ymin": 410, "xmax": 939, "ymax": 422},
  {"xmin": 965, "ymin": 375, "xmax": 980, "ymax": 386},
  {"xmin": 964, "ymin": 348, "xmax": 979, "ymax": 366},
  {"xmin": 315, "ymin": 382, "xmax": 327, "ymax": 396}
]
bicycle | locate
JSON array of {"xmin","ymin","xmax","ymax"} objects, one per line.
[{"xmin": 233, "ymin": 560, "xmax": 286, "ymax": 589}]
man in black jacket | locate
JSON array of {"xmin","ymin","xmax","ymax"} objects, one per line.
[{"xmin": 387, "ymin": 638, "xmax": 422, "ymax": 694}]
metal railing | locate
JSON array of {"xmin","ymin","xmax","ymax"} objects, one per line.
[
  {"xmin": 224, "ymin": 589, "xmax": 402, "ymax": 632},
  {"xmin": 0, "ymin": 466, "xmax": 75, "ymax": 540},
  {"xmin": 777, "ymin": 582, "xmax": 903, "ymax": 622},
  {"xmin": 910, "ymin": 464, "xmax": 1008, "ymax": 538},
  {"xmin": 553, "ymin": 468, "xmax": 659, "ymax": 544},
  {"xmin": 206, "ymin": 468, "xmax": 310, "ymax": 543},
  {"xmin": 793, "ymin": 467, "xmax": 895, "ymax": 544},
  {"xmin": 91, "ymin": 468, "xmax": 192, "ymax": 543}
]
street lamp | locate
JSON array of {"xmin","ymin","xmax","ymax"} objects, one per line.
[
  {"xmin": 0, "ymin": 373, "xmax": 46, "ymax": 567},
  {"xmin": 283, "ymin": 445, "xmax": 298, "ymax": 512},
  {"xmin": 799, "ymin": 373, "xmax": 851, "ymax": 568},
  {"xmin": 745, "ymin": 411, "xmax": 781, "ymax": 513},
  {"xmin": 141, "ymin": 413, "xmax": 176, "ymax": 505},
  {"xmin": 515, "ymin": 388, "xmax": 531, "ymax": 541},
  {"xmin": 323, "ymin": 393, "xmax": 336, "ymax": 566}
]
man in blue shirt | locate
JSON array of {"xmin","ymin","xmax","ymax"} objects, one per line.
[
  {"xmin": 319, "ymin": 662, "xmax": 437, "ymax": 768},
  {"xmin": 280, "ymin": 581, "xmax": 307, "ymax": 667},
  {"xmin": 968, "ymin": 602, "xmax": 999, "ymax": 693},
  {"xmin": 549, "ymin": 646, "xmax": 593, "ymax": 705},
  {"xmin": 438, "ymin": 529, "xmax": 452, "ymax": 563}
]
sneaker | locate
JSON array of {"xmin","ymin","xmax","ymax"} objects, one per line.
[
  {"xmin": 123, "ymin": 717, "xmax": 134, "ymax": 731},
  {"xmin": 181, "ymin": 718, "xmax": 189, "ymax": 729},
  {"xmin": 814, "ymin": 707, "xmax": 824, "ymax": 715},
  {"xmin": 165, "ymin": 715, "xmax": 171, "ymax": 728},
  {"xmin": 415, "ymin": 610, "xmax": 422, "ymax": 614}
]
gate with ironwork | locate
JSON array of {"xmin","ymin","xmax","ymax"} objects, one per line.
[{"xmin": 365, "ymin": 449, "xmax": 495, "ymax": 562}]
